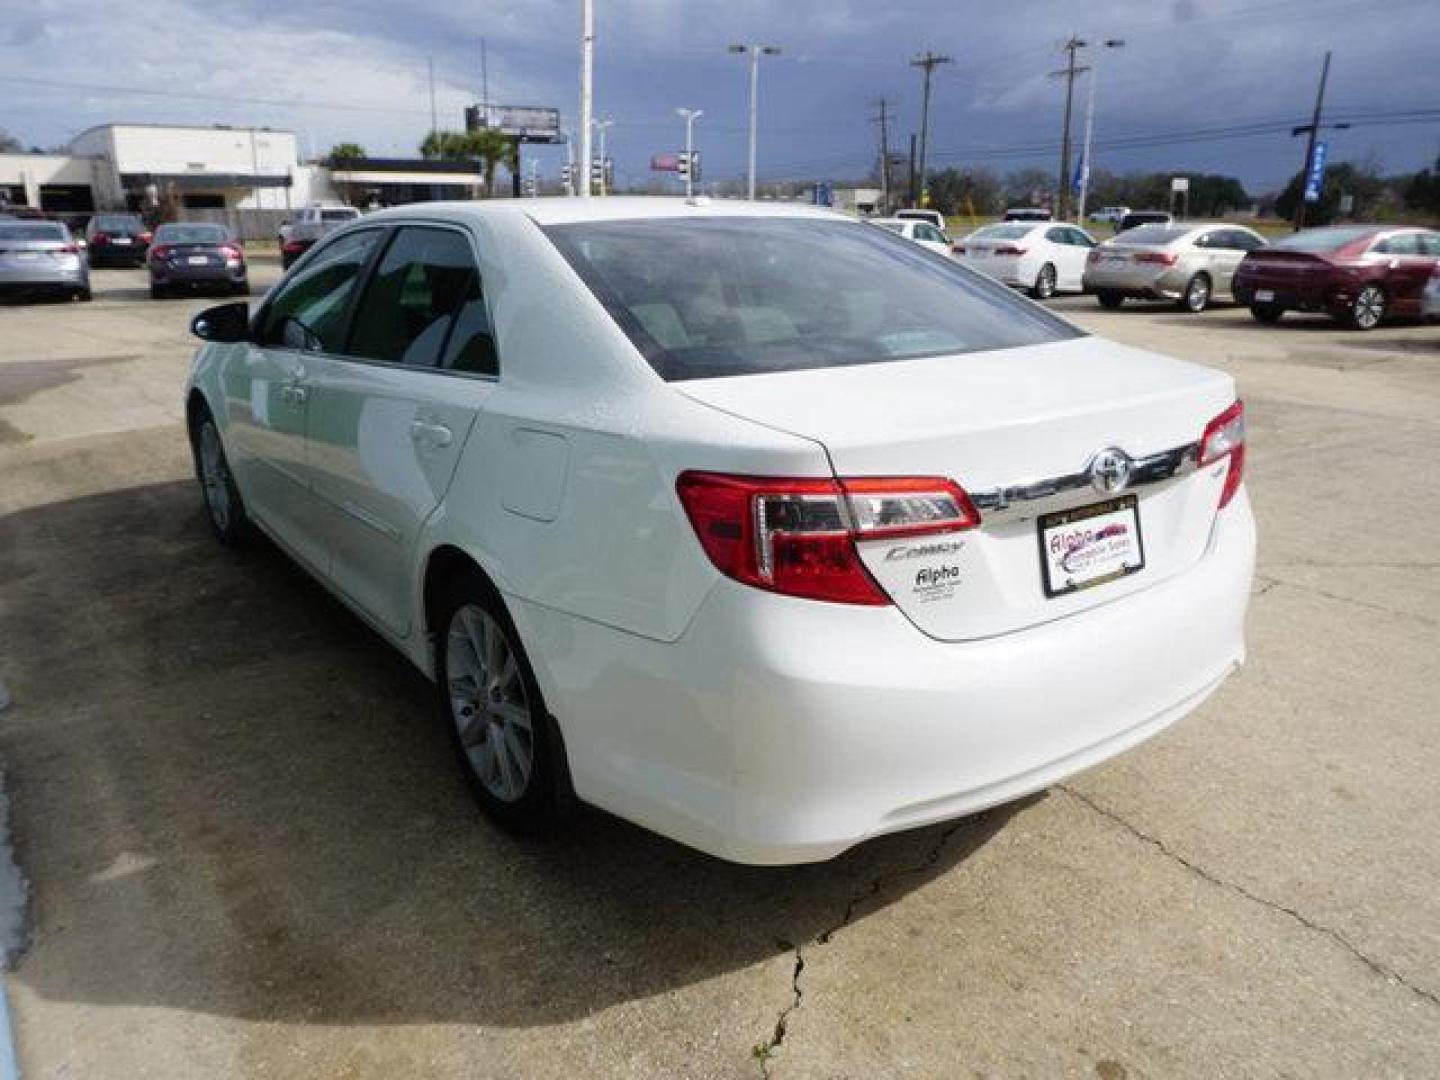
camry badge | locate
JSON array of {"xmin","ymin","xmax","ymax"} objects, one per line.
[{"xmin": 1088, "ymin": 447, "xmax": 1134, "ymax": 495}]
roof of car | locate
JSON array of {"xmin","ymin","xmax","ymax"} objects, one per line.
[{"xmin": 359, "ymin": 196, "xmax": 851, "ymax": 228}]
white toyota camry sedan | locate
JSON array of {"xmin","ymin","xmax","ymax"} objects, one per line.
[{"xmin": 184, "ymin": 198, "xmax": 1255, "ymax": 865}]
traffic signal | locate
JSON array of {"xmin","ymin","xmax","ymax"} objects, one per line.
[{"xmin": 677, "ymin": 152, "xmax": 689, "ymax": 180}]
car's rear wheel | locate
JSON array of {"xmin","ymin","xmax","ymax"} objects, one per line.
[
  {"xmin": 1030, "ymin": 263, "xmax": 1057, "ymax": 300},
  {"xmin": 1345, "ymin": 285, "xmax": 1385, "ymax": 330},
  {"xmin": 435, "ymin": 573, "xmax": 566, "ymax": 834},
  {"xmin": 76, "ymin": 285, "xmax": 92, "ymax": 302},
  {"xmin": 1250, "ymin": 303, "xmax": 1284, "ymax": 324},
  {"xmin": 232, "ymin": 280, "xmax": 251, "ymax": 297},
  {"xmin": 150, "ymin": 283, "xmax": 167, "ymax": 300},
  {"xmin": 1179, "ymin": 273, "xmax": 1211, "ymax": 313},
  {"xmin": 1096, "ymin": 289, "xmax": 1124, "ymax": 309},
  {"xmin": 193, "ymin": 410, "xmax": 252, "ymax": 546}
]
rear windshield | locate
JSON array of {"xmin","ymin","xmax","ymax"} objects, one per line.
[
  {"xmin": 1115, "ymin": 225, "xmax": 1189, "ymax": 245},
  {"xmin": 154, "ymin": 223, "xmax": 228, "ymax": 244},
  {"xmin": 92, "ymin": 215, "xmax": 142, "ymax": 231},
  {"xmin": 1272, "ymin": 227, "xmax": 1375, "ymax": 252},
  {"xmin": 972, "ymin": 224, "xmax": 1032, "ymax": 240},
  {"xmin": 321, "ymin": 209, "xmax": 359, "ymax": 222},
  {"xmin": 544, "ymin": 217, "xmax": 1082, "ymax": 382},
  {"xmin": 1005, "ymin": 210, "xmax": 1050, "ymax": 220},
  {"xmin": 0, "ymin": 224, "xmax": 66, "ymax": 241}
]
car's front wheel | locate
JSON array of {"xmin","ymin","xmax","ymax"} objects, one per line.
[
  {"xmin": 1179, "ymin": 273, "xmax": 1211, "ymax": 313},
  {"xmin": 435, "ymin": 574, "xmax": 566, "ymax": 834},
  {"xmin": 1345, "ymin": 285, "xmax": 1385, "ymax": 330},
  {"xmin": 193, "ymin": 411, "xmax": 252, "ymax": 546}
]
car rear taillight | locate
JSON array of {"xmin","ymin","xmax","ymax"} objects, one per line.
[
  {"xmin": 1199, "ymin": 400, "xmax": 1246, "ymax": 509},
  {"xmin": 139, "ymin": 231, "xmax": 152, "ymax": 244},
  {"xmin": 1133, "ymin": 251, "xmax": 1177, "ymax": 265},
  {"xmin": 282, "ymin": 239, "xmax": 307, "ymax": 254},
  {"xmin": 56, "ymin": 243, "xmax": 79, "ymax": 255},
  {"xmin": 675, "ymin": 472, "xmax": 980, "ymax": 605},
  {"xmin": 1087, "ymin": 249, "xmax": 1103, "ymax": 262},
  {"xmin": 219, "ymin": 244, "xmax": 243, "ymax": 261},
  {"xmin": 149, "ymin": 244, "xmax": 172, "ymax": 261},
  {"xmin": 994, "ymin": 245, "xmax": 1027, "ymax": 256},
  {"xmin": 92, "ymin": 232, "xmax": 110, "ymax": 246},
  {"xmin": 952, "ymin": 244, "xmax": 966, "ymax": 254}
]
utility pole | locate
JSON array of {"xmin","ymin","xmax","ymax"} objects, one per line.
[
  {"xmin": 1292, "ymin": 51, "xmax": 1333, "ymax": 232},
  {"xmin": 872, "ymin": 98, "xmax": 894, "ymax": 214},
  {"xmin": 428, "ymin": 56, "xmax": 439, "ymax": 137},
  {"xmin": 676, "ymin": 108, "xmax": 703, "ymax": 198},
  {"xmin": 908, "ymin": 132, "xmax": 918, "ymax": 207},
  {"xmin": 1075, "ymin": 38, "xmax": 1125, "ymax": 222},
  {"xmin": 910, "ymin": 51, "xmax": 952, "ymax": 208},
  {"xmin": 479, "ymin": 36, "xmax": 490, "ymax": 128},
  {"xmin": 730, "ymin": 43, "xmax": 782, "ymax": 200},
  {"xmin": 1050, "ymin": 36, "xmax": 1088, "ymax": 221},
  {"xmin": 579, "ymin": 0, "xmax": 594, "ymax": 196}
]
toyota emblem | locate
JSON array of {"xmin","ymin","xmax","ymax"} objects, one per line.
[{"xmin": 1088, "ymin": 447, "xmax": 1134, "ymax": 495}]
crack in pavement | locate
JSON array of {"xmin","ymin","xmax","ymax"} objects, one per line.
[
  {"xmin": 753, "ymin": 817, "xmax": 975, "ymax": 1077},
  {"xmin": 1250, "ymin": 574, "xmax": 1438, "ymax": 629},
  {"xmin": 1058, "ymin": 784, "xmax": 1440, "ymax": 1010}
]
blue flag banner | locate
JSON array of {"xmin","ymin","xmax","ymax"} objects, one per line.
[{"xmin": 1303, "ymin": 141, "xmax": 1328, "ymax": 204}]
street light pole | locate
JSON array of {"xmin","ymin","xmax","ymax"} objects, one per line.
[
  {"xmin": 1076, "ymin": 38, "xmax": 1124, "ymax": 223},
  {"xmin": 593, "ymin": 118, "xmax": 613, "ymax": 195},
  {"xmin": 676, "ymin": 108, "xmax": 702, "ymax": 198},
  {"xmin": 579, "ymin": 0, "xmax": 594, "ymax": 196},
  {"xmin": 730, "ymin": 43, "xmax": 781, "ymax": 201}
]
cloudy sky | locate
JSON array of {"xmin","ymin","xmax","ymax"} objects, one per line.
[{"xmin": 2, "ymin": 0, "xmax": 1437, "ymax": 194}]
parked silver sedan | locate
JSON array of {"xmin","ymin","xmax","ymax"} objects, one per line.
[
  {"xmin": 1083, "ymin": 223, "xmax": 1268, "ymax": 312},
  {"xmin": 0, "ymin": 221, "xmax": 91, "ymax": 301}
]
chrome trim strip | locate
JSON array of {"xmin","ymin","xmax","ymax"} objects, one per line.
[{"xmin": 971, "ymin": 440, "xmax": 1202, "ymax": 524}]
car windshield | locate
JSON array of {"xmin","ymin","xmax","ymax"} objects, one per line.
[
  {"xmin": 1272, "ymin": 227, "xmax": 1377, "ymax": 252},
  {"xmin": 0, "ymin": 224, "xmax": 66, "ymax": 241},
  {"xmin": 544, "ymin": 216, "xmax": 1082, "ymax": 382},
  {"xmin": 973, "ymin": 224, "xmax": 1032, "ymax": 240},
  {"xmin": 155, "ymin": 224, "xmax": 228, "ymax": 244},
  {"xmin": 93, "ymin": 215, "xmax": 142, "ymax": 231},
  {"xmin": 1117, "ymin": 225, "xmax": 1189, "ymax": 245}
]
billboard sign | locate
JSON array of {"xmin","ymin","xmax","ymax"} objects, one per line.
[
  {"xmin": 651, "ymin": 153, "xmax": 680, "ymax": 172},
  {"xmin": 465, "ymin": 104, "xmax": 565, "ymax": 144}
]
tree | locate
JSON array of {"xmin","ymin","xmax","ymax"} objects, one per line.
[
  {"xmin": 420, "ymin": 127, "xmax": 514, "ymax": 196},
  {"xmin": 1003, "ymin": 168, "xmax": 1054, "ymax": 209},
  {"xmin": 1274, "ymin": 160, "xmax": 1385, "ymax": 225},
  {"xmin": 327, "ymin": 142, "xmax": 366, "ymax": 164},
  {"xmin": 0, "ymin": 128, "xmax": 21, "ymax": 154},
  {"xmin": 926, "ymin": 167, "xmax": 1002, "ymax": 217},
  {"xmin": 1402, "ymin": 156, "xmax": 1440, "ymax": 217}
]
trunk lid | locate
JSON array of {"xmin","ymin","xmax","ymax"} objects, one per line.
[{"xmin": 679, "ymin": 336, "xmax": 1237, "ymax": 640}]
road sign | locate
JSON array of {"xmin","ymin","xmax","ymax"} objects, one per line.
[
  {"xmin": 465, "ymin": 104, "xmax": 565, "ymax": 145},
  {"xmin": 1171, "ymin": 176, "xmax": 1189, "ymax": 193},
  {"xmin": 1303, "ymin": 140, "xmax": 1329, "ymax": 203}
]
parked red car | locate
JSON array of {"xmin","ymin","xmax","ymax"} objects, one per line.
[{"xmin": 1232, "ymin": 225, "xmax": 1440, "ymax": 330}]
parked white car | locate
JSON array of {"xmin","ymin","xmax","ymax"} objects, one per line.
[
  {"xmin": 184, "ymin": 198, "xmax": 1254, "ymax": 865},
  {"xmin": 871, "ymin": 217, "xmax": 953, "ymax": 257},
  {"xmin": 1423, "ymin": 263, "xmax": 1440, "ymax": 321},
  {"xmin": 956, "ymin": 221, "xmax": 1098, "ymax": 298},
  {"xmin": 1089, "ymin": 205, "xmax": 1131, "ymax": 225},
  {"xmin": 894, "ymin": 208, "xmax": 947, "ymax": 231}
]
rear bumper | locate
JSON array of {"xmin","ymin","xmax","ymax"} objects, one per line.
[
  {"xmin": 88, "ymin": 248, "xmax": 145, "ymax": 266},
  {"xmin": 152, "ymin": 265, "xmax": 247, "ymax": 287},
  {"xmin": 0, "ymin": 262, "xmax": 86, "ymax": 290},
  {"xmin": 1232, "ymin": 277, "xmax": 1345, "ymax": 313},
  {"xmin": 514, "ymin": 490, "xmax": 1256, "ymax": 864},
  {"xmin": 960, "ymin": 257, "xmax": 1028, "ymax": 287},
  {"xmin": 1083, "ymin": 264, "xmax": 1182, "ymax": 298}
]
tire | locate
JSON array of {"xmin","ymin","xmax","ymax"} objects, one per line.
[
  {"xmin": 232, "ymin": 280, "xmax": 251, "ymax": 297},
  {"xmin": 192, "ymin": 410, "xmax": 252, "ymax": 547},
  {"xmin": 1096, "ymin": 290, "xmax": 1124, "ymax": 309},
  {"xmin": 1030, "ymin": 263, "xmax": 1057, "ymax": 300},
  {"xmin": 150, "ymin": 283, "xmax": 167, "ymax": 300},
  {"xmin": 1250, "ymin": 303, "xmax": 1284, "ymax": 324},
  {"xmin": 434, "ymin": 570, "xmax": 568, "ymax": 834},
  {"xmin": 1345, "ymin": 284, "xmax": 1385, "ymax": 330},
  {"xmin": 1179, "ymin": 273, "xmax": 1211, "ymax": 313},
  {"xmin": 76, "ymin": 285, "xmax": 93, "ymax": 302}
]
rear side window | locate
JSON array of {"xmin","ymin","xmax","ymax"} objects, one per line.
[
  {"xmin": 1273, "ymin": 227, "xmax": 1375, "ymax": 252},
  {"xmin": 322, "ymin": 209, "xmax": 359, "ymax": 223},
  {"xmin": 258, "ymin": 229, "xmax": 380, "ymax": 352},
  {"xmin": 544, "ymin": 217, "xmax": 1082, "ymax": 382},
  {"xmin": 1420, "ymin": 233, "xmax": 1440, "ymax": 256},
  {"xmin": 347, "ymin": 226, "xmax": 482, "ymax": 369},
  {"xmin": 0, "ymin": 224, "xmax": 66, "ymax": 241},
  {"xmin": 1373, "ymin": 233, "xmax": 1422, "ymax": 256}
]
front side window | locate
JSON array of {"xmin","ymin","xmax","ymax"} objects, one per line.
[
  {"xmin": 347, "ymin": 226, "xmax": 483, "ymax": 369},
  {"xmin": 544, "ymin": 216, "xmax": 1082, "ymax": 382},
  {"xmin": 258, "ymin": 229, "xmax": 380, "ymax": 352}
]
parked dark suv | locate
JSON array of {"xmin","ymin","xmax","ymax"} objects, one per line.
[{"xmin": 84, "ymin": 213, "xmax": 151, "ymax": 267}]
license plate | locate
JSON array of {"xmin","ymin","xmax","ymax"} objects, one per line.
[
  {"xmin": 112, "ymin": 237, "xmax": 132, "ymax": 245},
  {"xmin": 12, "ymin": 252, "xmax": 39, "ymax": 261},
  {"xmin": 1039, "ymin": 495, "xmax": 1145, "ymax": 598},
  {"xmin": 187, "ymin": 255, "xmax": 209, "ymax": 265},
  {"xmin": 1254, "ymin": 289, "xmax": 1275, "ymax": 302}
]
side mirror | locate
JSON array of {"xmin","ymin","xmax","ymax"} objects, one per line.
[{"xmin": 191, "ymin": 301, "xmax": 251, "ymax": 343}]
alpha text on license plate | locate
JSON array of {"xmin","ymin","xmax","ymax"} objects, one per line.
[{"xmin": 1038, "ymin": 495, "xmax": 1145, "ymax": 598}]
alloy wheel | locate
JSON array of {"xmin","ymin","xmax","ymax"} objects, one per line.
[
  {"xmin": 1185, "ymin": 275, "xmax": 1210, "ymax": 312},
  {"xmin": 199, "ymin": 423, "xmax": 231, "ymax": 533},
  {"xmin": 1353, "ymin": 286, "xmax": 1384, "ymax": 330},
  {"xmin": 1034, "ymin": 264, "xmax": 1056, "ymax": 299},
  {"xmin": 446, "ymin": 604, "xmax": 534, "ymax": 803}
]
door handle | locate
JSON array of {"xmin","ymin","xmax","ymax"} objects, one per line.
[{"xmin": 410, "ymin": 419, "xmax": 453, "ymax": 448}]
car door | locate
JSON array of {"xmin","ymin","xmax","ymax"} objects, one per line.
[
  {"xmin": 915, "ymin": 223, "xmax": 951, "ymax": 256},
  {"xmin": 229, "ymin": 228, "xmax": 382, "ymax": 572},
  {"xmin": 1372, "ymin": 232, "xmax": 1436, "ymax": 313},
  {"xmin": 302, "ymin": 222, "xmax": 498, "ymax": 637},
  {"xmin": 1050, "ymin": 227, "xmax": 1092, "ymax": 291}
]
